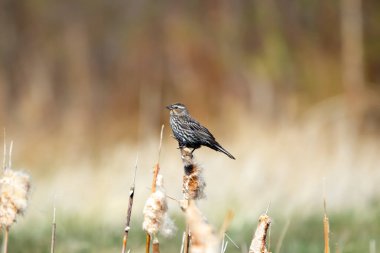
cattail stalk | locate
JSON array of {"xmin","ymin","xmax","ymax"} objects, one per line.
[
  {"xmin": 50, "ymin": 204, "xmax": 56, "ymax": 253},
  {"xmin": 145, "ymin": 234, "xmax": 151, "ymax": 253},
  {"xmin": 144, "ymin": 125, "xmax": 164, "ymax": 253},
  {"xmin": 248, "ymin": 214, "xmax": 271, "ymax": 253},
  {"xmin": 122, "ymin": 156, "xmax": 138, "ymax": 253},
  {"xmin": 180, "ymin": 231, "xmax": 186, "ymax": 253},
  {"xmin": 7, "ymin": 142, "xmax": 12, "ymax": 170},
  {"xmin": 324, "ymin": 199, "xmax": 330, "ymax": 253},
  {"xmin": 179, "ymin": 147, "xmax": 206, "ymax": 253},
  {"xmin": 145, "ymin": 163, "xmax": 160, "ymax": 253},
  {"xmin": 180, "ymin": 148, "xmax": 191, "ymax": 253},
  {"xmin": 219, "ymin": 211, "xmax": 235, "ymax": 253},
  {"xmin": 323, "ymin": 179, "xmax": 330, "ymax": 253},
  {"xmin": 2, "ymin": 227, "xmax": 9, "ymax": 253},
  {"xmin": 152, "ymin": 237, "xmax": 160, "ymax": 253},
  {"xmin": 183, "ymin": 224, "xmax": 190, "ymax": 253},
  {"xmin": 143, "ymin": 172, "xmax": 176, "ymax": 251},
  {"xmin": 2, "ymin": 129, "xmax": 6, "ymax": 170}
]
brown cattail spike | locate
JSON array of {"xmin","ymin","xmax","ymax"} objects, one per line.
[
  {"xmin": 249, "ymin": 214, "xmax": 272, "ymax": 253},
  {"xmin": 181, "ymin": 148, "xmax": 206, "ymax": 200},
  {"xmin": 122, "ymin": 155, "xmax": 139, "ymax": 253}
]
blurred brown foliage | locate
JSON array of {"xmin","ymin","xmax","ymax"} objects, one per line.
[{"xmin": 0, "ymin": 0, "xmax": 380, "ymax": 149}]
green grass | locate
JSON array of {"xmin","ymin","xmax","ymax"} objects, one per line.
[{"xmin": 4, "ymin": 204, "xmax": 380, "ymax": 253}]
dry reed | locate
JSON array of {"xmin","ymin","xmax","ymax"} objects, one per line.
[
  {"xmin": 144, "ymin": 125, "xmax": 163, "ymax": 253},
  {"xmin": 323, "ymin": 198, "xmax": 330, "ymax": 253},
  {"xmin": 143, "ymin": 125, "xmax": 176, "ymax": 253},
  {"xmin": 121, "ymin": 155, "xmax": 138, "ymax": 253},
  {"xmin": 50, "ymin": 202, "xmax": 56, "ymax": 253},
  {"xmin": 323, "ymin": 179, "xmax": 330, "ymax": 253}
]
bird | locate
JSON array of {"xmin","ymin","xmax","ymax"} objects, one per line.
[{"xmin": 166, "ymin": 103, "xmax": 235, "ymax": 159}]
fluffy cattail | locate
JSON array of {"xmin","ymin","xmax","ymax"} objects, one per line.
[
  {"xmin": 0, "ymin": 168, "xmax": 31, "ymax": 228},
  {"xmin": 249, "ymin": 214, "xmax": 271, "ymax": 253},
  {"xmin": 181, "ymin": 148, "xmax": 206, "ymax": 200},
  {"xmin": 186, "ymin": 201, "xmax": 219, "ymax": 253},
  {"xmin": 143, "ymin": 174, "xmax": 176, "ymax": 237}
]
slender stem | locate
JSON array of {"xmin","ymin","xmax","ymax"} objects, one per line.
[
  {"xmin": 323, "ymin": 178, "xmax": 330, "ymax": 253},
  {"xmin": 219, "ymin": 210, "xmax": 234, "ymax": 238},
  {"xmin": 152, "ymin": 125, "xmax": 164, "ymax": 192},
  {"xmin": 180, "ymin": 231, "xmax": 186, "ymax": 253},
  {"xmin": 151, "ymin": 164, "xmax": 160, "ymax": 193},
  {"xmin": 324, "ymin": 214, "xmax": 330, "ymax": 253},
  {"xmin": 122, "ymin": 155, "xmax": 138, "ymax": 253},
  {"xmin": 145, "ymin": 233, "xmax": 151, "ymax": 253},
  {"xmin": 224, "ymin": 233, "xmax": 239, "ymax": 249},
  {"xmin": 3, "ymin": 227, "xmax": 9, "ymax": 253},
  {"xmin": 221, "ymin": 234, "xmax": 225, "ymax": 253},
  {"xmin": 8, "ymin": 141, "xmax": 13, "ymax": 169},
  {"xmin": 152, "ymin": 239, "xmax": 160, "ymax": 253},
  {"xmin": 3, "ymin": 129, "xmax": 6, "ymax": 170},
  {"xmin": 146, "ymin": 163, "xmax": 160, "ymax": 253},
  {"xmin": 122, "ymin": 187, "xmax": 135, "ymax": 253},
  {"xmin": 146, "ymin": 126, "xmax": 164, "ymax": 253},
  {"xmin": 157, "ymin": 125, "xmax": 164, "ymax": 163},
  {"xmin": 50, "ymin": 205, "xmax": 56, "ymax": 253},
  {"xmin": 183, "ymin": 221, "xmax": 190, "ymax": 253},
  {"xmin": 121, "ymin": 236, "xmax": 127, "ymax": 253}
]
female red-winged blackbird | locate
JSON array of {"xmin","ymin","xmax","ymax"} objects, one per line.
[{"xmin": 166, "ymin": 103, "xmax": 235, "ymax": 159}]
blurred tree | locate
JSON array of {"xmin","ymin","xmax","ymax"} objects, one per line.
[{"xmin": 0, "ymin": 0, "xmax": 379, "ymax": 146}]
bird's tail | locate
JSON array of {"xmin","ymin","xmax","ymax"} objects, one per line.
[{"xmin": 214, "ymin": 143, "xmax": 235, "ymax": 160}]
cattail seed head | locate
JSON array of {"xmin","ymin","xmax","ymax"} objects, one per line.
[
  {"xmin": 0, "ymin": 168, "xmax": 31, "ymax": 228},
  {"xmin": 182, "ymin": 163, "xmax": 206, "ymax": 200},
  {"xmin": 181, "ymin": 148, "xmax": 206, "ymax": 200},
  {"xmin": 143, "ymin": 174, "xmax": 176, "ymax": 237},
  {"xmin": 249, "ymin": 214, "xmax": 272, "ymax": 253}
]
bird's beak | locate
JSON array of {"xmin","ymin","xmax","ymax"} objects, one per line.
[{"xmin": 166, "ymin": 105, "xmax": 172, "ymax": 110}]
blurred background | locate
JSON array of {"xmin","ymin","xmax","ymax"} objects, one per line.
[{"xmin": 1, "ymin": 0, "xmax": 380, "ymax": 252}]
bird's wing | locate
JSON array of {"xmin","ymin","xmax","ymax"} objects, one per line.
[{"xmin": 186, "ymin": 118, "xmax": 216, "ymax": 141}]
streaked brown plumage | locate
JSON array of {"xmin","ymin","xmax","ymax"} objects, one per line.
[{"xmin": 166, "ymin": 103, "xmax": 235, "ymax": 159}]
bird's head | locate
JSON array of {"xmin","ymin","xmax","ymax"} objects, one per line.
[{"xmin": 166, "ymin": 103, "xmax": 188, "ymax": 116}]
